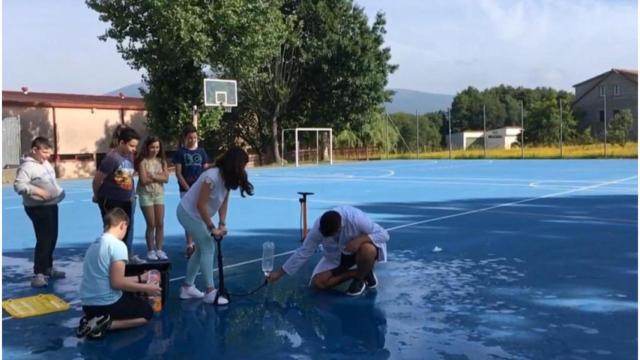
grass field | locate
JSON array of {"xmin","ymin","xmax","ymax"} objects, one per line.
[{"xmin": 384, "ymin": 143, "xmax": 638, "ymax": 160}]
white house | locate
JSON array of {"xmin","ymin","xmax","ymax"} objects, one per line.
[{"xmin": 447, "ymin": 127, "xmax": 522, "ymax": 150}]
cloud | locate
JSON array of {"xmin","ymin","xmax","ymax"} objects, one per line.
[{"xmin": 363, "ymin": 0, "xmax": 637, "ymax": 94}]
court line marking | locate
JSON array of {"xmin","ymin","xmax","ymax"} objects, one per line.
[
  {"xmin": 385, "ymin": 175, "xmax": 637, "ymax": 231},
  {"xmin": 2, "ymin": 175, "xmax": 635, "ymax": 321}
]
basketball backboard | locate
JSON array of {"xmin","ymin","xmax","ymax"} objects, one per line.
[{"xmin": 203, "ymin": 79, "xmax": 237, "ymax": 108}]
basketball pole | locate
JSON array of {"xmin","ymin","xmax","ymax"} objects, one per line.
[{"xmin": 192, "ymin": 105, "xmax": 198, "ymax": 130}]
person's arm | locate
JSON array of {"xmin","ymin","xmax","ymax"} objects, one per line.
[
  {"xmin": 109, "ymin": 260, "xmax": 161, "ymax": 296},
  {"xmin": 268, "ymin": 226, "xmax": 322, "ymax": 283},
  {"xmin": 174, "ymin": 163, "xmax": 190, "ymax": 191},
  {"xmin": 92, "ymin": 171, "xmax": 107, "ymax": 202},
  {"xmin": 14, "ymin": 166, "xmax": 50, "ymax": 199},
  {"xmin": 153, "ymin": 160, "xmax": 170, "ymax": 183},
  {"xmin": 196, "ymin": 178, "xmax": 216, "ymax": 234},
  {"xmin": 138, "ymin": 160, "xmax": 154, "ymax": 186},
  {"xmin": 217, "ymin": 192, "xmax": 229, "ymax": 236}
]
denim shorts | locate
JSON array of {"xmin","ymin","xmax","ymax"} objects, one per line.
[{"xmin": 138, "ymin": 193, "xmax": 164, "ymax": 207}]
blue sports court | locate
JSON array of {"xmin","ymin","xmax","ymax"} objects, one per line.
[{"xmin": 2, "ymin": 159, "xmax": 638, "ymax": 359}]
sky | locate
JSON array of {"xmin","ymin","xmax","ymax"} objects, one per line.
[{"xmin": 2, "ymin": 0, "xmax": 638, "ymax": 96}]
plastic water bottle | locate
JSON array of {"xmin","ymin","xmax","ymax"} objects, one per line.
[
  {"xmin": 262, "ymin": 242, "xmax": 275, "ymax": 276},
  {"xmin": 147, "ymin": 269, "xmax": 162, "ymax": 313}
]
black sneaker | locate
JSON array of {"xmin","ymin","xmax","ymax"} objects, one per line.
[
  {"xmin": 364, "ymin": 271, "xmax": 378, "ymax": 289},
  {"xmin": 76, "ymin": 314, "xmax": 111, "ymax": 339},
  {"xmin": 346, "ymin": 279, "xmax": 366, "ymax": 296}
]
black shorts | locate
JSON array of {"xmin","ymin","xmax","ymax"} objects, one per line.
[
  {"xmin": 330, "ymin": 247, "xmax": 380, "ymax": 276},
  {"xmin": 83, "ymin": 292, "xmax": 153, "ymax": 321}
]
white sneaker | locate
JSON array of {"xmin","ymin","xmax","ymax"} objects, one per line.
[
  {"xmin": 156, "ymin": 250, "xmax": 168, "ymax": 260},
  {"xmin": 180, "ymin": 285, "xmax": 205, "ymax": 299},
  {"xmin": 147, "ymin": 250, "xmax": 158, "ymax": 261},
  {"xmin": 129, "ymin": 255, "xmax": 146, "ymax": 264},
  {"xmin": 203, "ymin": 289, "xmax": 229, "ymax": 305}
]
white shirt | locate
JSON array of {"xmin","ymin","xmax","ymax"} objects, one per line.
[
  {"xmin": 282, "ymin": 205, "xmax": 389, "ymax": 275},
  {"xmin": 179, "ymin": 168, "xmax": 228, "ymax": 223}
]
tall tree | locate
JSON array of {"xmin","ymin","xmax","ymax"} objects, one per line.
[
  {"xmin": 609, "ymin": 109, "xmax": 634, "ymax": 146},
  {"xmin": 86, "ymin": 0, "xmax": 285, "ymax": 149}
]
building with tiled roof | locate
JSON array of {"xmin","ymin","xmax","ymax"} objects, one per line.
[
  {"xmin": 572, "ymin": 69, "xmax": 638, "ymax": 139},
  {"xmin": 2, "ymin": 89, "xmax": 148, "ymax": 180}
]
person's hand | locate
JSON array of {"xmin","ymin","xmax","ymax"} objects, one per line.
[
  {"xmin": 218, "ymin": 224, "xmax": 228, "ymax": 237},
  {"xmin": 211, "ymin": 228, "xmax": 224, "ymax": 238},
  {"xmin": 266, "ymin": 269, "xmax": 285, "ymax": 284},
  {"xmin": 140, "ymin": 271, "xmax": 149, "ymax": 283},
  {"xmin": 34, "ymin": 188, "xmax": 51, "ymax": 200},
  {"xmin": 145, "ymin": 283, "xmax": 162, "ymax": 297},
  {"xmin": 185, "ymin": 243, "xmax": 195, "ymax": 258}
]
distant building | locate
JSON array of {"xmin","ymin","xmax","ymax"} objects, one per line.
[
  {"xmin": 572, "ymin": 69, "xmax": 638, "ymax": 139},
  {"xmin": 446, "ymin": 127, "xmax": 522, "ymax": 150},
  {"xmin": 2, "ymin": 90, "xmax": 147, "ymax": 180}
]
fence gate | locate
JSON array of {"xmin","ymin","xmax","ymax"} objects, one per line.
[{"xmin": 2, "ymin": 116, "xmax": 21, "ymax": 168}]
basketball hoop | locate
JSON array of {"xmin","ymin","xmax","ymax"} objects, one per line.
[{"xmin": 204, "ymin": 79, "xmax": 237, "ymax": 113}]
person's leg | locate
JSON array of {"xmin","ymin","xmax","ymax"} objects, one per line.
[
  {"xmin": 354, "ymin": 242, "xmax": 378, "ymax": 281},
  {"xmin": 25, "ymin": 206, "xmax": 51, "ymax": 275},
  {"xmin": 178, "ymin": 205, "xmax": 203, "ymax": 287},
  {"xmin": 179, "ymin": 192, "xmax": 193, "ymax": 246},
  {"xmin": 312, "ymin": 269, "xmax": 357, "ymax": 289},
  {"xmin": 184, "ymin": 246, "xmax": 201, "ymax": 286},
  {"xmin": 193, "ymin": 228, "xmax": 215, "ymax": 292},
  {"xmin": 49, "ymin": 205, "xmax": 59, "ymax": 270},
  {"xmin": 104, "ymin": 292, "xmax": 153, "ymax": 331},
  {"xmin": 101, "ymin": 198, "xmax": 134, "ymax": 254},
  {"xmin": 311, "ymin": 254, "xmax": 357, "ymax": 289},
  {"xmin": 110, "ymin": 318, "xmax": 149, "ymax": 330},
  {"xmin": 124, "ymin": 198, "xmax": 135, "ymax": 255},
  {"xmin": 140, "ymin": 204, "xmax": 156, "ymax": 252},
  {"xmin": 153, "ymin": 203, "xmax": 165, "ymax": 251}
]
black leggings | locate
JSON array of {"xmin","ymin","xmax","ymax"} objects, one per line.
[{"xmin": 25, "ymin": 204, "xmax": 59, "ymax": 274}]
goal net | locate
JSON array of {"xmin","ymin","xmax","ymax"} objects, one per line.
[{"xmin": 281, "ymin": 128, "xmax": 333, "ymax": 167}]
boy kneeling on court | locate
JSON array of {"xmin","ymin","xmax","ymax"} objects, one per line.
[
  {"xmin": 267, "ymin": 206, "xmax": 389, "ymax": 296},
  {"xmin": 77, "ymin": 208, "xmax": 161, "ymax": 339}
]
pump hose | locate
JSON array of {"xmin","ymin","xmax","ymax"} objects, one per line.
[{"xmin": 228, "ymin": 279, "xmax": 268, "ymax": 297}]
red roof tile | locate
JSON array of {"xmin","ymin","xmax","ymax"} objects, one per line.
[{"xmin": 2, "ymin": 90, "xmax": 145, "ymax": 110}]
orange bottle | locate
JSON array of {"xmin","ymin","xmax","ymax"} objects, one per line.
[{"xmin": 147, "ymin": 270, "xmax": 162, "ymax": 313}]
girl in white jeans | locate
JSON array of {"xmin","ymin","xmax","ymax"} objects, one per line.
[{"xmin": 176, "ymin": 147, "xmax": 254, "ymax": 305}]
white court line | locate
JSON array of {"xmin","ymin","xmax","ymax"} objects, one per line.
[
  {"xmin": 168, "ymin": 250, "xmax": 297, "ymax": 282},
  {"xmin": 386, "ymin": 176, "xmax": 637, "ymax": 232},
  {"xmin": 2, "ymin": 175, "xmax": 635, "ymax": 321}
]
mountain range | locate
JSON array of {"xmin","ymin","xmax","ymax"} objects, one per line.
[{"xmin": 106, "ymin": 83, "xmax": 453, "ymax": 114}]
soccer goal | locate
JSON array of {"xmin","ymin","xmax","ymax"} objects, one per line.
[{"xmin": 281, "ymin": 127, "xmax": 333, "ymax": 167}]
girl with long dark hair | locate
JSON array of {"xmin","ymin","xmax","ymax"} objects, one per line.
[{"xmin": 176, "ymin": 146, "xmax": 254, "ymax": 305}]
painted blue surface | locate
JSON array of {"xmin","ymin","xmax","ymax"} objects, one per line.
[{"xmin": 2, "ymin": 159, "xmax": 637, "ymax": 359}]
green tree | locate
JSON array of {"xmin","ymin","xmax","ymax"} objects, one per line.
[
  {"xmin": 222, "ymin": 0, "xmax": 396, "ymax": 164},
  {"xmin": 609, "ymin": 109, "xmax": 634, "ymax": 146},
  {"xmin": 86, "ymin": 0, "xmax": 285, "ymax": 150},
  {"xmin": 292, "ymin": 2, "xmax": 397, "ymax": 134}
]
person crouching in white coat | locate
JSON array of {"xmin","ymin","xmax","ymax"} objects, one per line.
[{"xmin": 267, "ymin": 206, "xmax": 389, "ymax": 296}]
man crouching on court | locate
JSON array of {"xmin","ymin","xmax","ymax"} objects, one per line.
[{"xmin": 267, "ymin": 206, "xmax": 389, "ymax": 296}]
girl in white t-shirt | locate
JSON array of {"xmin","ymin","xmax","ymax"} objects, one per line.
[{"xmin": 176, "ymin": 146, "xmax": 254, "ymax": 305}]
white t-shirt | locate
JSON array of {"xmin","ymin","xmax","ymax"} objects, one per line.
[
  {"xmin": 80, "ymin": 233, "xmax": 128, "ymax": 306},
  {"xmin": 282, "ymin": 205, "xmax": 389, "ymax": 275},
  {"xmin": 179, "ymin": 168, "xmax": 228, "ymax": 223}
]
